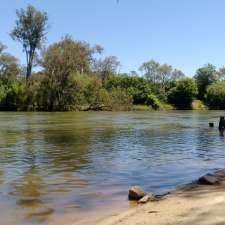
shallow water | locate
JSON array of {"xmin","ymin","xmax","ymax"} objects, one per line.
[{"xmin": 0, "ymin": 111, "xmax": 225, "ymax": 225}]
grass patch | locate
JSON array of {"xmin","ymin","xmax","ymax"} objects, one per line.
[
  {"xmin": 132, "ymin": 103, "xmax": 174, "ymax": 111},
  {"xmin": 132, "ymin": 105, "xmax": 152, "ymax": 111},
  {"xmin": 192, "ymin": 100, "xmax": 208, "ymax": 110}
]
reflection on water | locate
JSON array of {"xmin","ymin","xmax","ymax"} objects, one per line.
[{"xmin": 0, "ymin": 111, "xmax": 225, "ymax": 224}]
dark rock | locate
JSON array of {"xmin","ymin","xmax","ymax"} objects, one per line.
[
  {"xmin": 138, "ymin": 193, "xmax": 155, "ymax": 204},
  {"xmin": 198, "ymin": 174, "xmax": 219, "ymax": 185},
  {"xmin": 128, "ymin": 186, "xmax": 145, "ymax": 200}
]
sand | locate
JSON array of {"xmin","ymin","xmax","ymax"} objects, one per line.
[
  {"xmin": 91, "ymin": 184, "xmax": 225, "ymax": 225},
  {"xmin": 72, "ymin": 170, "xmax": 225, "ymax": 225}
]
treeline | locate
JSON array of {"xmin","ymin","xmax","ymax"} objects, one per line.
[{"xmin": 1, "ymin": 5, "xmax": 225, "ymax": 111}]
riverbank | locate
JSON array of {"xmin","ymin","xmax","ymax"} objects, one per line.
[{"xmin": 90, "ymin": 170, "xmax": 225, "ymax": 225}]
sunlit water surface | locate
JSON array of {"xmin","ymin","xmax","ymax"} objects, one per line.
[{"xmin": 0, "ymin": 111, "xmax": 225, "ymax": 225}]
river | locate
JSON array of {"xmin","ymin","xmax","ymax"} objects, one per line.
[{"xmin": 0, "ymin": 111, "xmax": 225, "ymax": 225}]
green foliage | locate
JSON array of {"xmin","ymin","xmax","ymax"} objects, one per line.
[
  {"xmin": 20, "ymin": 75, "xmax": 42, "ymax": 111},
  {"xmin": 167, "ymin": 78, "xmax": 198, "ymax": 109},
  {"xmin": 0, "ymin": 79, "xmax": 24, "ymax": 111},
  {"xmin": 105, "ymin": 75, "xmax": 153, "ymax": 104},
  {"xmin": 2, "ymin": 5, "xmax": 225, "ymax": 112},
  {"xmin": 146, "ymin": 94, "xmax": 162, "ymax": 110},
  {"xmin": 192, "ymin": 100, "xmax": 207, "ymax": 110},
  {"xmin": 2, "ymin": 4, "xmax": 225, "ymax": 112},
  {"xmin": 132, "ymin": 104, "xmax": 151, "ymax": 111},
  {"xmin": 93, "ymin": 56, "xmax": 120, "ymax": 82},
  {"xmin": 205, "ymin": 81, "xmax": 225, "ymax": 109},
  {"xmin": 11, "ymin": 4, "xmax": 48, "ymax": 79},
  {"xmin": 82, "ymin": 75, "xmax": 111, "ymax": 110},
  {"xmin": 0, "ymin": 43, "xmax": 20, "ymax": 82},
  {"xmin": 41, "ymin": 36, "xmax": 98, "ymax": 75},
  {"xmin": 0, "ymin": 85, "xmax": 7, "ymax": 104},
  {"xmin": 108, "ymin": 88, "xmax": 133, "ymax": 111},
  {"xmin": 38, "ymin": 36, "xmax": 101, "ymax": 111},
  {"xmin": 139, "ymin": 59, "xmax": 185, "ymax": 87},
  {"xmin": 194, "ymin": 64, "xmax": 218, "ymax": 100}
]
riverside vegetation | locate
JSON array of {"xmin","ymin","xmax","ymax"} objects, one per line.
[{"xmin": 1, "ymin": 5, "xmax": 225, "ymax": 112}]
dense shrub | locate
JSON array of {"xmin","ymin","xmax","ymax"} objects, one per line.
[
  {"xmin": 194, "ymin": 64, "xmax": 218, "ymax": 100},
  {"xmin": 0, "ymin": 79, "xmax": 24, "ymax": 111},
  {"xmin": 146, "ymin": 94, "xmax": 162, "ymax": 110},
  {"xmin": 109, "ymin": 88, "xmax": 133, "ymax": 111},
  {"xmin": 205, "ymin": 81, "xmax": 225, "ymax": 109},
  {"xmin": 71, "ymin": 74, "xmax": 110, "ymax": 110},
  {"xmin": 105, "ymin": 75, "xmax": 153, "ymax": 104},
  {"xmin": 167, "ymin": 78, "xmax": 198, "ymax": 109}
]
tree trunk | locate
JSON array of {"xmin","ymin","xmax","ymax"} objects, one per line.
[{"xmin": 26, "ymin": 62, "xmax": 32, "ymax": 79}]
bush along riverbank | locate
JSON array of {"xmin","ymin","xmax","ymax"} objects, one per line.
[
  {"xmin": 93, "ymin": 169, "xmax": 225, "ymax": 225},
  {"xmin": 1, "ymin": 5, "xmax": 225, "ymax": 112}
]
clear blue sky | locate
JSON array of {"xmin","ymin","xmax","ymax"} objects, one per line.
[{"xmin": 1, "ymin": 0, "xmax": 225, "ymax": 76}]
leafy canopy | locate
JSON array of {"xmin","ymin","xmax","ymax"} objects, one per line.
[{"xmin": 11, "ymin": 4, "xmax": 48, "ymax": 78}]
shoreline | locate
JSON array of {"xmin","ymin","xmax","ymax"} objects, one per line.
[{"xmin": 84, "ymin": 169, "xmax": 225, "ymax": 225}]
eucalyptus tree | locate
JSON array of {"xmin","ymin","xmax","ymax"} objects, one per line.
[
  {"xmin": 171, "ymin": 69, "xmax": 185, "ymax": 81},
  {"xmin": 157, "ymin": 63, "xmax": 173, "ymax": 87},
  {"xmin": 0, "ymin": 42, "xmax": 20, "ymax": 81},
  {"xmin": 217, "ymin": 67, "xmax": 225, "ymax": 81},
  {"xmin": 194, "ymin": 64, "xmax": 217, "ymax": 99},
  {"xmin": 11, "ymin": 5, "xmax": 48, "ymax": 79},
  {"xmin": 39, "ymin": 36, "xmax": 102, "ymax": 111},
  {"xmin": 93, "ymin": 56, "xmax": 120, "ymax": 82},
  {"xmin": 139, "ymin": 60, "xmax": 160, "ymax": 84}
]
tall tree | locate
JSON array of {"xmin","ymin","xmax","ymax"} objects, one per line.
[
  {"xmin": 41, "ymin": 36, "xmax": 100, "ymax": 75},
  {"xmin": 157, "ymin": 63, "xmax": 173, "ymax": 87},
  {"xmin": 0, "ymin": 42, "xmax": 20, "ymax": 81},
  {"xmin": 10, "ymin": 5, "xmax": 48, "ymax": 79},
  {"xmin": 217, "ymin": 67, "xmax": 225, "ymax": 81},
  {"xmin": 93, "ymin": 56, "xmax": 120, "ymax": 82},
  {"xmin": 139, "ymin": 60, "xmax": 160, "ymax": 84},
  {"xmin": 194, "ymin": 64, "xmax": 217, "ymax": 99},
  {"xmin": 171, "ymin": 69, "xmax": 185, "ymax": 81},
  {"xmin": 39, "ymin": 36, "xmax": 101, "ymax": 111},
  {"xmin": 139, "ymin": 60, "xmax": 184, "ymax": 87}
]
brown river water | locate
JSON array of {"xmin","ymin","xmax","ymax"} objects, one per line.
[{"xmin": 1, "ymin": 111, "xmax": 225, "ymax": 225}]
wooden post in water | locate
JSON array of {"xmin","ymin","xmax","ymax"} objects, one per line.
[{"xmin": 209, "ymin": 122, "xmax": 214, "ymax": 127}]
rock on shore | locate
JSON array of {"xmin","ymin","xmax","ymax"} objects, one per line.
[{"xmin": 128, "ymin": 186, "xmax": 145, "ymax": 200}]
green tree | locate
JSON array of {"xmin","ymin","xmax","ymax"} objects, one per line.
[
  {"xmin": 194, "ymin": 64, "xmax": 217, "ymax": 99},
  {"xmin": 139, "ymin": 60, "xmax": 160, "ymax": 84},
  {"xmin": 106, "ymin": 74, "xmax": 153, "ymax": 104},
  {"xmin": 157, "ymin": 63, "xmax": 173, "ymax": 87},
  {"xmin": 217, "ymin": 67, "xmax": 225, "ymax": 81},
  {"xmin": 167, "ymin": 78, "xmax": 198, "ymax": 109},
  {"xmin": 139, "ymin": 60, "xmax": 185, "ymax": 87},
  {"xmin": 93, "ymin": 56, "xmax": 120, "ymax": 82},
  {"xmin": 10, "ymin": 5, "xmax": 48, "ymax": 79},
  {"xmin": 0, "ymin": 42, "xmax": 20, "ymax": 82},
  {"xmin": 206, "ymin": 81, "xmax": 225, "ymax": 109},
  {"xmin": 171, "ymin": 69, "xmax": 185, "ymax": 81},
  {"xmin": 39, "ymin": 36, "xmax": 101, "ymax": 111},
  {"xmin": 41, "ymin": 36, "xmax": 100, "ymax": 75}
]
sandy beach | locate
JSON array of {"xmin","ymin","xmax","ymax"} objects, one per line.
[
  {"xmin": 91, "ymin": 185, "xmax": 225, "ymax": 225},
  {"xmin": 79, "ymin": 170, "xmax": 225, "ymax": 225}
]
